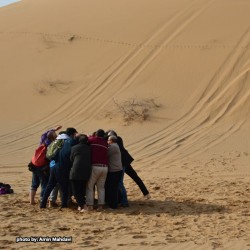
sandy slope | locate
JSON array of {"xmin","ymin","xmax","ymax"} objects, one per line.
[{"xmin": 0, "ymin": 0, "xmax": 249, "ymax": 249}]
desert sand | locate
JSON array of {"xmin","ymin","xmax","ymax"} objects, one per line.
[{"xmin": 0, "ymin": 0, "xmax": 250, "ymax": 249}]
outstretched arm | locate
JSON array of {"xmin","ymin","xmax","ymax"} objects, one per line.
[{"xmin": 53, "ymin": 125, "xmax": 62, "ymax": 131}]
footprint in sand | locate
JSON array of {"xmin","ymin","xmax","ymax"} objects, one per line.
[
  {"xmin": 58, "ymin": 226, "xmax": 71, "ymax": 231},
  {"xmin": 128, "ymin": 210, "xmax": 141, "ymax": 215},
  {"xmin": 80, "ymin": 240, "xmax": 100, "ymax": 247},
  {"xmin": 132, "ymin": 235, "xmax": 147, "ymax": 239},
  {"xmin": 0, "ymin": 240, "xmax": 13, "ymax": 245},
  {"xmin": 3, "ymin": 212, "xmax": 12, "ymax": 217}
]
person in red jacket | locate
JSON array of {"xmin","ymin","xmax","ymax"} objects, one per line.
[{"xmin": 86, "ymin": 129, "xmax": 109, "ymax": 211}]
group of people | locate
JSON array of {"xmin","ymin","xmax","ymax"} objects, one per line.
[{"xmin": 29, "ymin": 126, "xmax": 151, "ymax": 212}]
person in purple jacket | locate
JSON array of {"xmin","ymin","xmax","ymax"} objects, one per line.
[
  {"xmin": 40, "ymin": 125, "xmax": 62, "ymax": 146},
  {"xmin": 29, "ymin": 125, "xmax": 62, "ymax": 205}
]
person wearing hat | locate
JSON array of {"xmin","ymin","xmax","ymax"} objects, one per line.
[
  {"xmin": 40, "ymin": 127, "xmax": 78, "ymax": 208},
  {"xmin": 47, "ymin": 131, "xmax": 69, "ymax": 207},
  {"xmin": 39, "ymin": 125, "xmax": 62, "ymax": 147}
]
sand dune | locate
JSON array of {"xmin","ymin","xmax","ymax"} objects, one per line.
[{"xmin": 0, "ymin": 0, "xmax": 250, "ymax": 249}]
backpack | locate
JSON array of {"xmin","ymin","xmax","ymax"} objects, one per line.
[
  {"xmin": 46, "ymin": 139, "xmax": 64, "ymax": 161},
  {"xmin": 31, "ymin": 144, "xmax": 48, "ymax": 167},
  {"xmin": 0, "ymin": 183, "xmax": 14, "ymax": 195}
]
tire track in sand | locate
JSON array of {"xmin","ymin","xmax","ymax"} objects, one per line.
[
  {"xmin": 0, "ymin": 0, "xmax": 232, "ymax": 165},
  {"xmin": 0, "ymin": 0, "xmax": 207, "ymax": 150},
  {"xmin": 129, "ymin": 28, "xmax": 250, "ymax": 166},
  {"xmin": 44, "ymin": 0, "xmax": 205, "ymax": 124},
  {"xmin": 61, "ymin": 0, "xmax": 217, "ymax": 126}
]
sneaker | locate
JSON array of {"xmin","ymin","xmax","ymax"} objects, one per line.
[
  {"xmin": 80, "ymin": 208, "xmax": 88, "ymax": 213},
  {"xmin": 78, "ymin": 204, "xmax": 88, "ymax": 211},
  {"xmin": 144, "ymin": 194, "xmax": 151, "ymax": 200}
]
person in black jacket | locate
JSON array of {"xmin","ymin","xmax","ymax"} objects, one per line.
[{"xmin": 70, "ymin": 134, "xmax": 92, "ymax": 212}]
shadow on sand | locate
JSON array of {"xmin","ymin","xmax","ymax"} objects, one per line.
[{"xmin": 115, "ymin": 199, "xmax": 228, "ymax": 216}]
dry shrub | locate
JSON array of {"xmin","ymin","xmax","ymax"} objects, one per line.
[{"xmin": 112, "ymin": 98, "xmax": 160, "ymax": 125}]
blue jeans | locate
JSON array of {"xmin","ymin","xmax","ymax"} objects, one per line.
[
  {"xmin": 49, "ymin": 183, "xmax": 72, "ymax": 203},
  {"xmin": 118, "ymin": 168, "xmax": 128, "ymax": 205},
  {"xmin": 49, "ymin": 183, "xmax": 61, "ymax": 202},
  {"xmin": 31, "ymin": 167, "xmax": 49, "ymax": 201},
  {"xmin": 40, "ymin": 166, "xmax": 69, "ymax": 208}
]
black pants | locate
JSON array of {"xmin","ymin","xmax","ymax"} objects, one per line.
[
  {"xmin": 40, "ymin": 166, "xmax": 69, "ymax": 208},
  {"xmin": 105, "ymin": 170, "xmax": 123, "ymax": 209},
  {"xmin": 125, "ymin": 165, "xmax": 149, "ymax": 196},
  {"xmin": 71, "ymin": 180, "xmax": 87, "ymax": 208}
]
